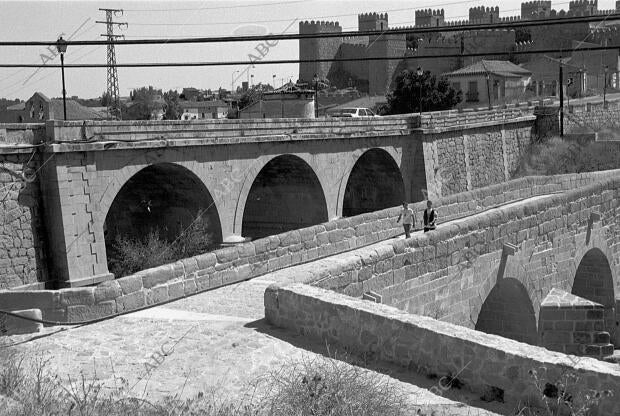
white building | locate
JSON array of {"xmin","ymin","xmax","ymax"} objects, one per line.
[{"xmin": 179, "ymin": 100, "xmax": 228, "ymax": 120}]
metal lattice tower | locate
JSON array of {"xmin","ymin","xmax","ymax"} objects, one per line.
[{"xmin": 97, "ymin": 9, "xmax": 126, "ymax": 120}]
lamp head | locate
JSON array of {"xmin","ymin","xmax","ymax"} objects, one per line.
[
  {"xmin": 56, "ymin": 36, "xmax": 68, "ymax": 54},
  {"xmin": 416, "ymin": 67, "xmax": 423, "ymax": 77}
]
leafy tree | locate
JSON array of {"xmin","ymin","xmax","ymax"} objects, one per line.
[
  {"xmin": 163, "ymin": 90, "xmax": 181, "ymax": 120},
  {"xmin": 100, "ymin": 91, "xmax": 111, "ymax": 107},
  {"xmin": 125, "ymin": 86, "xmax": 166, "ymax": 120},
  {"xmin": 381, "ymin": 69, "xmax": 462, "ymax": 115}
]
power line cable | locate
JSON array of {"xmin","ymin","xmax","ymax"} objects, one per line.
[
  {"xmin": 0, "ymin": 45, "xmax": 618, "ymax": 69},
  {"xmin": 1, "ymin": 13, "xmax": 619, "ymax": 46},
  {"xmin": 123, "ymin": 0, "xmax": 309, "ymax": 12}
]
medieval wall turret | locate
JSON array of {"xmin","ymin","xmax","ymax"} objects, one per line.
[{"xmin": 298, "ymin": 20, "xmax": 343, "ymax": 83}]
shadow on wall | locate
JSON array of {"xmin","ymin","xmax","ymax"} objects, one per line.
[
  {"xmin": 342, "ymin": 148, "xmax": 405, "ymax": 217},
  {"xmin": 475, "ymin": 277, "xmax": 539, "ymax": 345},
  {"xmin": 572, "ymin": 248, "xmax": 617, "ymax": 345},
  {"xmin": 242, "ymin": 155, "xmax": 328, "ymax": 240}
]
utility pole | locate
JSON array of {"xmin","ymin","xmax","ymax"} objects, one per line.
[
  {"xmin": 559, "ymin": 60, "xmax": 564, "ymax": 138},
  {"xmin": 97, "ymin": 9, "xmax": 127, "ymax": 120}
]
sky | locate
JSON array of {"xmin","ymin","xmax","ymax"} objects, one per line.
[{"xmin": 0, "ymin": 0, "xmax": 617, "ymax": 100}]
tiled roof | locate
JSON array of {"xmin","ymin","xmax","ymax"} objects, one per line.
[
  {"xmin": 48, "ymin": 99, "xmax": 107, "ymax": 120},
  {"xmin": 179, "ymin": 100, "xmax": 227, "ymax": 109},
  {"xmin": 445, "ymin": 60, "xmax": 532, "ymax": 78}
]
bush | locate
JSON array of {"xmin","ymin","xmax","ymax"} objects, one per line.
[
  {"xmin": 108, "ymin": 210, "xmax": 214, "ymax": 278},
  {"xmin": 516, "ymin": 137, "xmax": 620, "ymax": 177},
  {"xmin": 261, "ymin": 355, "xmax": 409, "ymax": 416}
]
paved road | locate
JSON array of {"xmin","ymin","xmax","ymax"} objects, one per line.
[{"xmin": 1, "ymin": 194, "xmax": 560, "ymax": 415}]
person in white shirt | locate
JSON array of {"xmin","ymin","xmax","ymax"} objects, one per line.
[{"xmin": 397, "ymin": 202, "xmax": 415, "ymax": 238}]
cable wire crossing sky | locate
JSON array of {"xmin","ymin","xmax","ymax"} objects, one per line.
[{"xmin": 0, "ymin": 0, "xmax": 618, "ymax": 100}]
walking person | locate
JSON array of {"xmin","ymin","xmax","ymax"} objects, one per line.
[
  {"xmin": 423, "ymin": 200, "xmax": 437, "ymax": 233},
  {"xmin": 397, "ymin": 202, "xmax": 415, "ymax": 238}
]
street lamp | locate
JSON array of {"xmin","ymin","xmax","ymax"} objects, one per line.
[
  {"xmin": 485, "ymin": 73, "xmax": 492, "ymax": 110},
  {"xmin": 56, "ymin": 36, "xmax": 68, "ymax": 121},
  {"xmin": 416, "ymin": 66, "xmax": 423, "ymax": 116},
  {"xmin": 272, "ymin": 74, "xmax": 276, "ymax": 89},
  {"xmin": 604, "ymin": 65, "xmax": 609, "ymax": 107},
  {"xmin": 312, "ymin": 73, "xmax": 319, "ymax": 118}
]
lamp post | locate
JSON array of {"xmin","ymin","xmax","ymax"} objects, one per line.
[
  {"xmin": 272, "ymin": 74, "xmax": 276, "ymax": 89},
  {"xmin": 56, "ymin": 36, "xmax": 68, "ymax": 121},
  {"xmin": 312, "ymin": 73, "xmax": 319, "ymax": 118},
  {"xmin": 485, "ymin": 73, "xmax": 492, "ymax": 110},
  {"xmin": 416, "ymin": 66, "xmax": 423, "ymax": 116},
  {"xmin": 603, "ymin": 65, "xmax": 609, "ymax": 108}
]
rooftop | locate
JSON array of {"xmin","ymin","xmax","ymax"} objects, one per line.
[{"xmin": 445, "ymin": 60, "xmax": 532, "ymax": 78}]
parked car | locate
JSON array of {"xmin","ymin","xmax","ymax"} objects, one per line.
[{"xmin": 329, "ymin": 107, "xmax": 377, "ymax": 117}]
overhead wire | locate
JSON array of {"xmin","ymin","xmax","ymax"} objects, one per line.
[{"xmin": 1, "ymin": 13, "xmax": 619, "ymax": 46}]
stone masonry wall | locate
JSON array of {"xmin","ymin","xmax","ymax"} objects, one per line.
[
  {"xmin": 0, "ymin": 170, "xmax": 606, "ymax": 322},
  {"xmin": 421, "ymin": 120, "xmax": 534, "ymax": 199},
  {"xmin": 566, "ymin": 98, "xmax": 620, "ymax": 138},
  {"xmin": 0, "ymin": 124, "xmax": 48, "ymax": 289},
  {"xmin": 264, "ymin": 283, "xmax": 620, "ymax": 415}
]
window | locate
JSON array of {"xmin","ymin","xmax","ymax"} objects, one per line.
[
  {"xmin": 359, "ymin": 109, "xmax": 367, "ymax": 116},
  {"xmin": 466, "ymin": 81, "xmax": 479, "ymax": 102}
]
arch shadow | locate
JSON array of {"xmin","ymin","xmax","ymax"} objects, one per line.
[
  {"xmin": 572, "ymin": 247, "xmax": 616, "ymax": 340},
  {"xmin": 475, "ymin": 277, "xmax": 538, "ymax": 345},
  {"xmin": 339, "ymin": 148, "xmax": 405, "ymax": 218},
  {"xmin": 103, "ymin": 162, "xmax": 222, "ymax": 276},
  {"xmin": 240, "ymin": 154, "xmax": 328, "ymax": 240}
]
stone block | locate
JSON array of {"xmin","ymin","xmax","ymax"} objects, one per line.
[
  {"xmin": 146, "ymin": 286, "xmax": 169, "ymax": 305},
  {"xmin": 66, "ymin": 301, "xmax": 115, "ymax": 322},
  {"xmin": 142, "ymin": 265, "xmax": 175, "ymax": 289},
  {"xmin": 116, "ymin": 291, "xmax": 146, "ymax": 313},
  {"xmin": 195, "ymin": 252, "xmax": 217, "ymax": 269},
  {"xmin": 168, "ymin": 281, "xmax": 184, "ymax": 300},
  {"xmin": 0, "ymin": 291, "xmax": 61, "ymax": 310},
  {"xmin": 117, "ymin": 274, "xmax": 143, "ymax": 295},
  {"xmin": 94, "ymin": 282, "xmax": 122, "ymax": 303},
  {"xmin": 1, "ymin": 309, "xmax": 43, "ymax": 335},
  {"xmin": 184, "ymin": 279, "xmax": 197, "ymax": 295},
  {"xmin": 60, "ymin": 288, "xmax": 96, "ymax": 307}
]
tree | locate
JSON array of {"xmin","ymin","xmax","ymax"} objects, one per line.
[
  {"xmin": 125, "ymin": 86, "xmax": 166, "ymax": 120},
  {"xmin": 100, "ymin": 91, "xmax": 111, "ymax": 107},
  {"xmin": 381, "ymin": 69, "xmax": 462, "ymax": 115},
  {"xmin": 163, "ymin": 90, "xmax": 181, "ymax": 120}
]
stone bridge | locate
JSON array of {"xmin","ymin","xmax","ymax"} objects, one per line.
[{"xmin": 0, "ymin": 105, "xmax": 535, "ymax": 288}]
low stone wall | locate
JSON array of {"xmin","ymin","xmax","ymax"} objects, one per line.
[
  {"xmin": 566, "ymin": 98, "xmax": 620, "ymax": 138},
  {"xmin": 264, "ymin": 283, "xmax": 620, "ymax": 415},
  {"xmin": 0, "ymin": 169, "xmax": 617, "ymax": 323}
]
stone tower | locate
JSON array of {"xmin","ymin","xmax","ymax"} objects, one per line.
[
  {"xmin": 298, "ymin": 20, "xmax": 343, "ymax": 83},
  {"xmin": 521, "ymin": 1, "xmax": 552, "ymax": 19},
  {"xmin": 415, "ymin": 9, "xmax": 445, "ymax": 27},
  {"xmin": 568, "ymin": 0, "xmax": 598, "ymax": 15},
  {"xmin": 469, "ymin": 6, "xmax": 500, "ymax": 24}
]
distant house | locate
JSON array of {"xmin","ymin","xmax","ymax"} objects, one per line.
[
  {"xmin": 522, "ymin": 56, "xmax": 585, "ymax": 98},
  {"xmin": 179, "ymin": 100, "xmax": 228, "ymax": 120},
  {"xmin": 239, "ymin": 90, "xmax": 315, "ymax": 119},
  {"xmin": 181, "ymin": 87, "xmax": 202, "ymax": 101},
  {"xmin": 444, "ymin": 60, "xmax": 532, "ymax": 105},
  {"xmin": 0, "ymin": 92, "xmax": 106, "ymax": 123}
]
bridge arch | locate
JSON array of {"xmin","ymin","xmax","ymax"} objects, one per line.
[
  {"xmin": 474, "ymin": 277, "xmax": 538, "ymax": 345},
  {"xmin": 337, "ymin": 148, "xmax": 405, "ymax": 218},
  {"xmin": 571, "ymin": 247, "xmax": 616, "ymax": 337},
  {"xmin": 103, "ymin": 162, "xmax": 222, "ymax": 276},
  {"xmin": 237, "ymin": 154, "xmax": 328, "ymax": 240}
]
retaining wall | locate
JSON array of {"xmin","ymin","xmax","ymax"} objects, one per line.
[{"xmin": 264, "ymin": 283, "xmax": 620, "ymax": 415}]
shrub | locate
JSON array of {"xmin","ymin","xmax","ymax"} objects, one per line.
[
  {"xmin": 260, "ymin": 355, "xmax": 409, "ymax": 416},
  {"xmin": 516, "ymin": 137, "xmax": 620, "ymax": 177},
  {"xmin": 108, "ymin": 210, "xmax": 214, "ymax": 278}
]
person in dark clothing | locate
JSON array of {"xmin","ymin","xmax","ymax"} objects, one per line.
[{"xmin": 423, "ymin": 200, "xmax": 437, "ymax": 232}]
